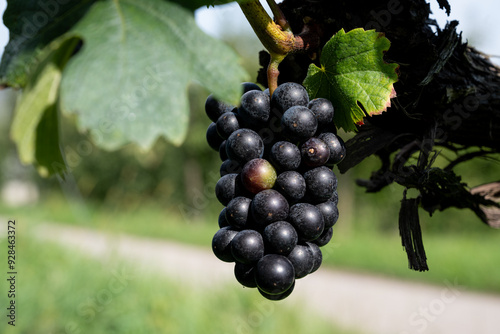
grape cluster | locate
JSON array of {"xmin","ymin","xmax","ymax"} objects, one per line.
[{"xmin": 206, "ymin": 82, "xmax": 346, "ymax": 301}]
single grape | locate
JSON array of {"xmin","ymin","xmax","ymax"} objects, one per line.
[
  {"xmin": 318, "ymin": 132, "xmax": 346, "ymax": 165},
  {"xmin": 287, "ymin": 244, "xmax": 314, "ymax": 278},
  {"xmin": 255, "ymin": 254, "xmax": 295, "ymax": 295},
  {"xmin": 271, "ymin": 82, "xmax": 309, "ymax": 113},
  {"xmin": 215, "ymin": 173, "xmax": 248, "ymax": 206},
  {"xmin": 238, "ymin": 90, "xmax": 271, "ymax": 125},
  {"xmin": 231, "ymin": 229, "xmax": 265, "ymax": 264},
  {"xmin": 220, "ymin": 159, "xmax": 242, "ymax": 177},
  {"xmin": 241, "ymin": 158, "xmax": 277, "ymax": 194},
  {"xmin": 304, "ymin": 166, "xmax": 338, "ymax": 203},
  {"xmin": 216, "ymin": 112, "xmax": 240, "ymax": 139},
  {"xmin": 241, "ymin": 82, "xmax": 262, "ymax": 94},
  {"xmin": 259, "ymin": 281, "xmax": 295, "ymax": 301},
  {"xmin": 251, "ymin": 189, "xmax": 289, "ymax": 228},
  {"xmin": 205, "ymin": 94, "xmax": 235, "ymax": 122},
  {"xmin": 263, "ymin": 221, "xmax": 298, "ymax": 255},
  {"xmin": 288, "ymin": 203, "xmax": 324, "ymax": 241},
  {"xmin": 306, "ymin": 242, "xmax": 323, "ymax": 273},
  {"xmin": 281, "ymin": 106, "xmax": 318, "ymax": 141},
  {"xmin": 206, "ymin": 122, "xmax": 224, "ymax": 151},
  {"xmin": 218, "ymin": 208, "xmax": 230, "ymax": 228},
  {"xmin": 300, "ymin": 137, "xmax": 330, "ymax": 167},
  {"xmin": 226, "ymin": 197, "xmax": 252, "ymax": 229},
  {"xmin": 270, "ymin": 141, "xmax": 301, "ymax": 171},
  {"xmin": 234, "ymin": 263, "xmax": 257, "ymax": 288},
  {"xmin": 316, "ymin": 200, "xmax": 339, "ymax": 228},
  {"xmin": 212, "ymin": 227, "xmax": 239, "ymax": 262},
  {"xmin": 313, "ymin": 227, "xmax": 333, "ymax": 247},
  {"xmin": 308, "ymin": 98, "xmax": 334, "ymax": 126},
  {"xmin": 274, "ymin": 171, "xmax": 306, "ymax": 202},
  {"xmin": 226, "ymin": 129, "xmax": 264, "ymax": 163}
]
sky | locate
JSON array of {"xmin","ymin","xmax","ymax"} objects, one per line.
[{"xmin": 0, "ymin": 0, "xmax": 499, "ymax": 63}]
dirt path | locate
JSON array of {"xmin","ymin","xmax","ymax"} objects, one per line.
[{"xmin": 31, "ymin": 222, "xmax": 500, "ymax": 334}]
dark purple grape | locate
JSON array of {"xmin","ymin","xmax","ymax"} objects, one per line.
[
  {"xmin": 259, "ymin": 281, "xmax": 295, "ymax": 301},
  {"xmin": 263, "ymin": 221, "xmax": 298, "ymax": 255},
  {"xmin": 226, "ymin": 197, "xmax": 252, "ymax": 229},
  {"xmin": 206, "ymin": 122, "xmax": 224, "ymax": 151},
  {"xmin": 241, "ymin": 82, "xmax": 262, "ymax": 94},
  {"xmin": 220, "ymin": 159, "xmax": 242, "ymax": 177},
  {"xmin": 234, "ymin": 263, "xmax": 257, "ymax": 288},
  {"xmin": 304, "ymin": 166, "xmax": 338, "ymax": 203},
  {"xmin": 313, "ymin": 227, "xmax": 333, "ymax": 247},
  {"xmin": 300, "ymin": 137, "xmax": 330, "ymax": 167},
  {"xmin": 226, "ymin": 129, "xmax": 264, "ymax": 163},
  {"xmin": 255, "ymin": 254, "xmax": 295, "ymax": 295},
  {"xmin": 218, "ymin": 141, "xmax": 228, "ymax": 161},
  {"xmin": 281, "ymin": 106, "xmax": 318, "ymax": 141},
  {"xmin": 288, "ymin": 203, "xmax": 324, "ymax": 241},
  {"xmin": 274, "ymin": 171, "xmax": 306, "ymax": 202},
  {"xmin": 287, "ymin": 244, "xmax": 314, "ymax": 278},
  {"xmin": 318, "ymin": 132, "xmax": 346, "ymax": 165},
  {"xmin": 251, "ymin": 189, "xmax": 289, "ymax": 228},
  {"xmin": 308, "ymin": 98, "xmax": 334, "ymax": 126},
  {"xmin": 271, "ymin": 82, "xmax": 309, "ymax": 113},
  {"xmin": 231, "ymin": 230, "xmax": 265, "ymax": 264},
  {"xmin": 238, "ymin": 90, "xmax": 271, "ymax": 125},
  {"xmin": 218, "ymin": 208, "xmax": 230, "ymax": 228},
  {"xmin": 205, "ymin": 94, "xmax": 235, "ymax": 122},
  {"xmin": 306, "ymin": 242, "xmax": 323, "ymax": 273},
  {"xmin": 215, "ymin": 173, "xmax": 247, "ymax": 206},
  {"xmin": 316, "ymin": 200, "xmax": 339, "ymax": 228},
  {"xmin": 241, "ymin": 158, "xmax": 277, "ymax": 194},
  {"xmin": 270, "ymin": 141, "xmax": 301, "ymax": 171},
  {"xmin": 216, "ymin": 112, "xmax": 240, "ymax": 139},
  {"xmin": 212, "ymin": 227, "xmax": 239, "ymax": 262}
]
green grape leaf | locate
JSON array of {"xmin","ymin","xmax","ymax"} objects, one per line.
[
  {"xmin": 10, "ymin": 35, "xmax": 81, "ymax": 177},
  {"xmin": 59, "ymin": 0, "xmax": 249, "ymax": 150},
  {"xmin": 303, "ymin": 28, "xmax": 399, "ymax": 132},
  {"xmin": 0, "ymin": 0, "xmax": 96, "ymax": 87}
]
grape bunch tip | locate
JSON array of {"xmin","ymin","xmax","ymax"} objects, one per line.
[{"xmin": 206, "ymin": 81, "xmax": 346, "ymax": 301}]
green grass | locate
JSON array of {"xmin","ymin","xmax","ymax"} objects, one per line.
[
  {"xmin": 0, "ymin": 232, "xmax": 357, "ymax": 334},
  {"xmin": 2, "ymin": 193, "xmax": 500, "ymax": 294}
]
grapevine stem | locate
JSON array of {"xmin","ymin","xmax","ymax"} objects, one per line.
[
  {"xmin": 265, "ymin": 0, "xmax": 291, "ymax": 32},
  {"xmin": 267, "ymin": 53, "xmax": 285, "ymax": 96},
  {"xmin": 238, "ymin": 0, "xmax": 322, "ymax": 95},
  {"xmin": 238, "ymin": 0, "xmax": 295, "ymax": 56}
]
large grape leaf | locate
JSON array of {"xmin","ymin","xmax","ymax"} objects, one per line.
[
  {"xmin": 0, "ymin": 0, "xmax": 96, "ymax": 87},
  {"xmin": 59, "ymin": 0, "xmax": 249, "ymax": 150},
  {"xmin": 10, "ymin": 35, "xmax": 81, "ymax": 177},
  {"xmin": 303, "ymin": 28, "xmax": 399, "ymax": 132}
]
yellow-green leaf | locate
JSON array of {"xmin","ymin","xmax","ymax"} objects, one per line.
[{"xmin": 303, "ymin": 28, "xmax": 399, "ymax": 132}]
